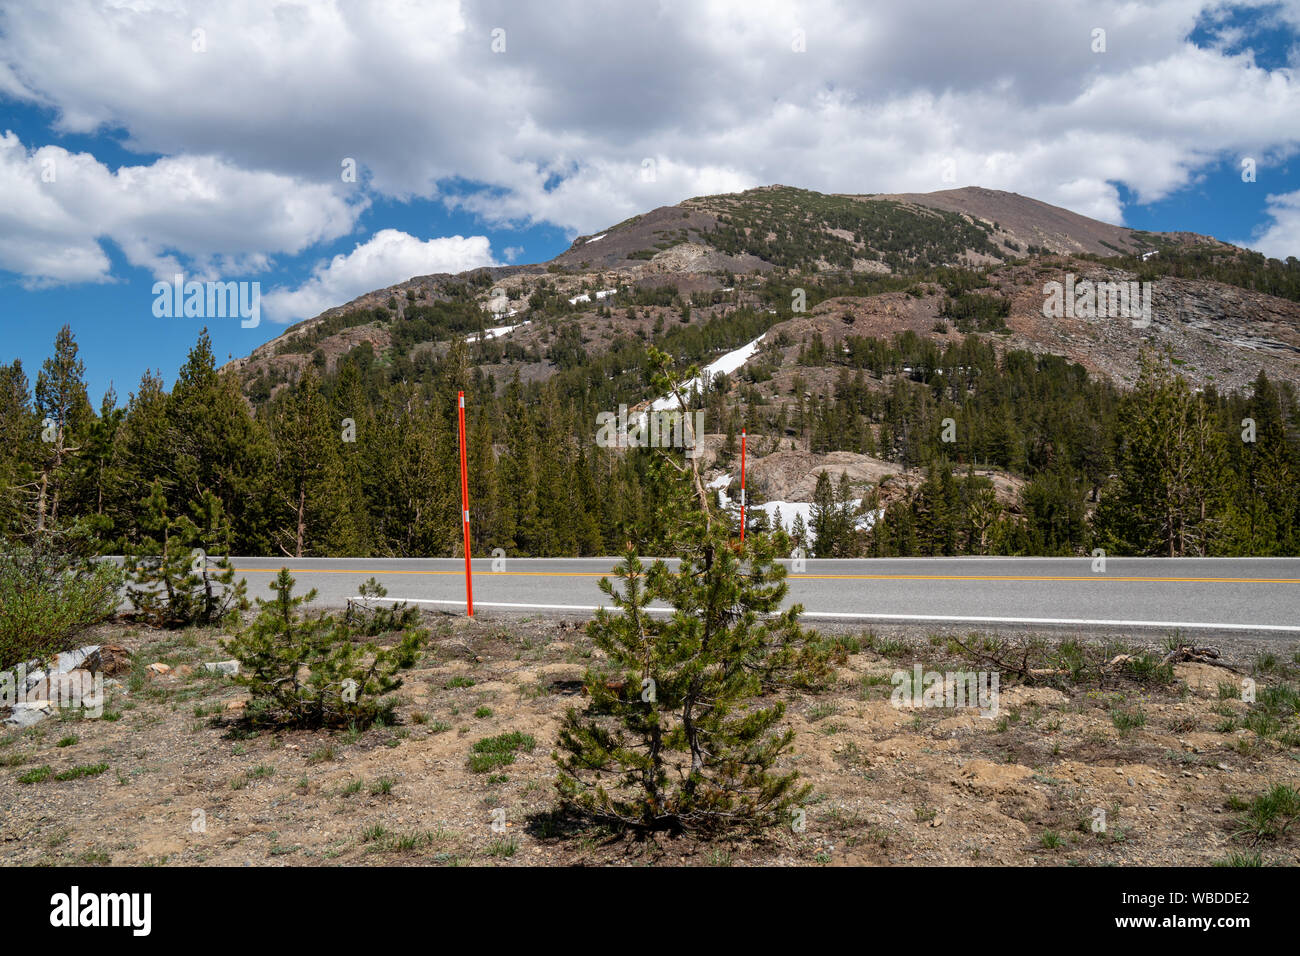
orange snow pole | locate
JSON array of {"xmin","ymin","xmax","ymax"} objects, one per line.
[
  {"xmin": 457, "ymin": 391, "xmax": 473, "ymax": 616},
  {"xmin": 740, "ymin": 428, "xmax": 747, "ymax": 543}
]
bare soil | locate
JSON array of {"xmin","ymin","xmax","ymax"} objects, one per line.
[{"xmin": 2, "ymin": 617, "xmax": 1297, "ymax": 867}]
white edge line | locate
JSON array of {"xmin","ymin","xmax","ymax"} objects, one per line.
[
  {"xmin": 349, "ymin": 597, "xmax": 1300, "ymax": 632},
  {"xmin": 350, "ymin": 597, "xmax": 671, "ymax": 613}
]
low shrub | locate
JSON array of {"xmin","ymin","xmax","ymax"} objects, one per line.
[
  {"xmin": 223, "ymin": 569, "xmax": 424, "ymax": 729},
  {"xmin": 0, "ymin": 523, "xmax": 122, "ymax": 669}
]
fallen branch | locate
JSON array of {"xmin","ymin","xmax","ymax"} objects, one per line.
[{"xmin": 1158, "ymin": 643, "xmax": 1239, "ymax": 673}]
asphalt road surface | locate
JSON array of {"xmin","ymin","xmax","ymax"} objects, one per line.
[{"xmin": 226, "ymin": 556, "xmax": 1300, "ymax": 637}]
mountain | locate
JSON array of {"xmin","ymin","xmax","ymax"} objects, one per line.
[
  {"xmin": 550, "ymin": 184, "xmax": 1153, "ymax": 273},
  {"xmin": 27, "ymin": 184, "xmax": 1300, "ymax": 562},
  {"xmin": 225, "ymin": 184, "xmax": 1300, "ymax": 402}
]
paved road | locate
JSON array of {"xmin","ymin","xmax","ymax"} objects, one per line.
[{"xmin": 226, "ymin": 556, "xmax": 1300, "ymax": 637}]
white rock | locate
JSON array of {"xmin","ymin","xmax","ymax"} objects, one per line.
[{"xmin": 3, "ymin": 700, "xmax": 54, "ymax": 728}]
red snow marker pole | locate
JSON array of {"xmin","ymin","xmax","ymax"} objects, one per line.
[
  {"xmin": 458, "ymin": 391, "xmax": 473, "ymax": 617},
  {"xmin": 740, "ymin": 427, "xmax": 747, "ymax": 543}
]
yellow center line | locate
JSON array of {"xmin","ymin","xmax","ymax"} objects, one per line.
[{"xmin": 231, "ymin": 568, "xmax": 1300, "ymax": 584}]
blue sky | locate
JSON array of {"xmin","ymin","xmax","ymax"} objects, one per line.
[{"xmin": 2, "ymin": 0, "xmax": 1300, "ymax": 406}]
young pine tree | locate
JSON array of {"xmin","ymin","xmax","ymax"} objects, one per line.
[
  {"xmin": 809, "ymin": 470, "xmax": 837, "ymax": 557},
  {"xmin": 554, "ymin": 348, "xmax": 828, "ymax": 833},
  {"xmin": 223, "ymin": 569, "xmax": 423, "ymax": 728},
  {"xmin": 127, "ymin": 482, "xmax": 248, "ymax": 627}
]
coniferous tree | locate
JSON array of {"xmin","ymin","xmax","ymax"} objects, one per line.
[
  {"xmin": 78, "ymin": 388, "xmax": 127, "ymax": 549},
  {"xmin": 107, "ymin": 368, "xmax": 174, "ymax": 556},
  {"xmin": 833, "ymin": 472, "xmax": 862, "ymax": 554},
  {"xmin": 555, "ymin": 349, "xmax": 826, "ymax": 832},
  {"xmin": 1021, "ymin": 471, "xmax": 1088, "ymax": 555},
  {"xmin": 320, "ymin": 361, "xmax": 372, "ymax": 555},
  {"xmin": 223, "ymin": 569, "xmax": 423, "ymax": 728},
  {"xmin": 167, "ymin": 330, "xmax": 273, "ymax": 552},
  {"xmin": 127, "ymin": 481, "xmax": 248, "ymax": 627},
  {"xmin": 33, "ymin": 326, "xmax": 92, "ymax": 531},
  {"xmin": 570, "ymin": 445, "xmax": 604, "ymax": 555},
  {"xmin": 0, "ymin": 361, "xmax": 37, "ymax": 532},
  {"xmin": 270, "ymin": 367, "xmax": 334, "ymax": 557},
  {"xmin": 790, "ymin": 511, "xmax": 808, "ymax": 552},
  {"xmin": 809, "ymin": 470, "xmax": 837, "ymax": 556},
  {"xmin": 1221, "ymin": 371, "xmax": 1300, "ymax": 554},
  {"xmin": 1094, "ymin": 353, "xmax": 1230, "ymax": 556}
]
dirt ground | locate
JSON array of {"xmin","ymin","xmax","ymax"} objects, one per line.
[{"xmin": 2, "ymin": 614, "xmax": 1298, "ymax": 867}]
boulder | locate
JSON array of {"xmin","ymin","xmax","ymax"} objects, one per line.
[
  {"xmin": 3, "ymin": 700, "xmax": 54, "ymax": 728},
  {"xmin": 97, "ymin": 644, "xmax": 133, "ymax": 676}
]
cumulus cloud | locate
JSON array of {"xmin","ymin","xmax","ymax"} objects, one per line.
[
  {"xmin": 1238, "ymin": 189, "xmax": 1300, "ymax": 259},
  {"xmin": 0, "ymin": 0, "xmax": 1298, "ymax": 279},
  {"xmin": 0, "ymin": 131, "xmax": 362, "ymax": 286},
  {"xmin": 261, "ymin": 229, "xmax": 498, "ymax": 322}
]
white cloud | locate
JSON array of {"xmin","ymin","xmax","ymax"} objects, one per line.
[
  {"xmin": 261, "ymin": 229, "xmax": 498, "ymax": 322},
  {"xmin": 1237, "ymin": 190, "xmax": 1300, "ymax": 260},
  {"xmin": 0, "ymin": 0, "xmax": 1298, "ymax": 281},
  {"xmin": 0, "ymin": 131, "xmax": 362, "ymax": 286}
]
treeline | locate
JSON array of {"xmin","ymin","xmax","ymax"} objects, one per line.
[
  {"xmin": 0, "ymin": 326, "xmax": 731, "ymax": 558},
  {"xmin": 4, "ymin": 315, "xmax": 1299, "ymax": 560},
  {"xmin": 769, "ymin": 351, "xmax": 1300, "ymax": 558},
  {"xmin": 703, "ymin": 187, "xmax": 1003, "ymax": 271},
  {"xmin": 1102, "ymin": 244, "xmax": 1300, "ymax": 304}
]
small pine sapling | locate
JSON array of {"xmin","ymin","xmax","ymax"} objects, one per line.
[
  {"xmin": 555, "ymin": 348, "xmax": 828, "ymax": 833},
  {"xmin": 126, "ymin": 483, "xmax": 247, "ymax": 627},
  {"xmin": 223, "ymin": 568, "xmax": 424, "ymax": 728},
  {"xmin": 345, "ymin": 577, "xmax": 420, "ymax": 635}
]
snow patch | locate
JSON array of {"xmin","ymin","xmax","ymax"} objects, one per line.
[
  {"xmin": 715, "ymin": 485, "xmax": 881, "ymax": 545},
  {"xmin": 569, "ymin": 288, "xmax": 618, "ymax": 305},
  {"xmin": 651, "ymin": 334, "xmax": 765, "ymax": 412},
  {"xmin": 465, "ymin": 321, "xmax": 529, "ymax": 342}
]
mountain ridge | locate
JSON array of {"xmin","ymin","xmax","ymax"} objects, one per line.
[
  {"xmin": 222, "ymin": 184, "xmax": 1293, "ymax": 404},
  {"xmin": 231, "ymin": 185, "xmax": 1203, "ymax": 358}
]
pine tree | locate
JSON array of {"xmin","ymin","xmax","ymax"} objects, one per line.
[
  {"xmin": 960, "ymin": 470, "xmax": 1002, "ymax": 555},
  {"xmin": 555, "ymin": 349, "xmax": 827, "ymax": 833},
  {"xmin": 223, "ymin": 569, "xmax": 423, "ymax": 728},
  {"xmin": 809, "ymin": 470, "xmax": 836, "ymax": 556},
  {"xmin": 467, "ymin": 403, "xmax": 504, "ymax": 553},
  {"xmin": 1221, "ymin": 371, "xmax": 1300, "ymax": 554},
  {"xmin": 833, "ymin": 472, "xmax": 862, "ymax": 555},
  {"xmin": 78, "ymin": 388, "xmax": 127, "ymax": 550},
  {"xmin": 1021, "ymin": 471, "xmax": 1087, "ymax": 555},
  {"xmin": 0, "ymin": 361, "xmax": 37, "ymax": 532},
  {"xmin": 270, "ymin": 367, "xmax": 334, "ymax": 557},
  {"xmin": 320, "ymin": 361, "xmax": 372, "ymax": 555},
  {"xmin": 570, "ymin": 446, "xmax": 604, "ymax": 555},
  {"xmin": 1094, "ymin": 353, "xmax": 1230, "ymax": 556},
  {"xmin": 109, "ymin": 368, "xmax": 175, "ymax": 555},
  {"xmin": 167, "ymin": 330, "xmax": 273, "ymax": 552},
  {"xmin": 501, "ymin": 380, "xmax": 542, "ymax": 553},
  {"xmin": 790, "ymin": 511, "xmax": 808, "ymax": 551},
  {"xmin": 127, "ymin": 481, "xmax": 248, "ymax": 627},
  {"xmin": 33, "ymin": 326, "xmax": 92, "ymax": 531}
]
